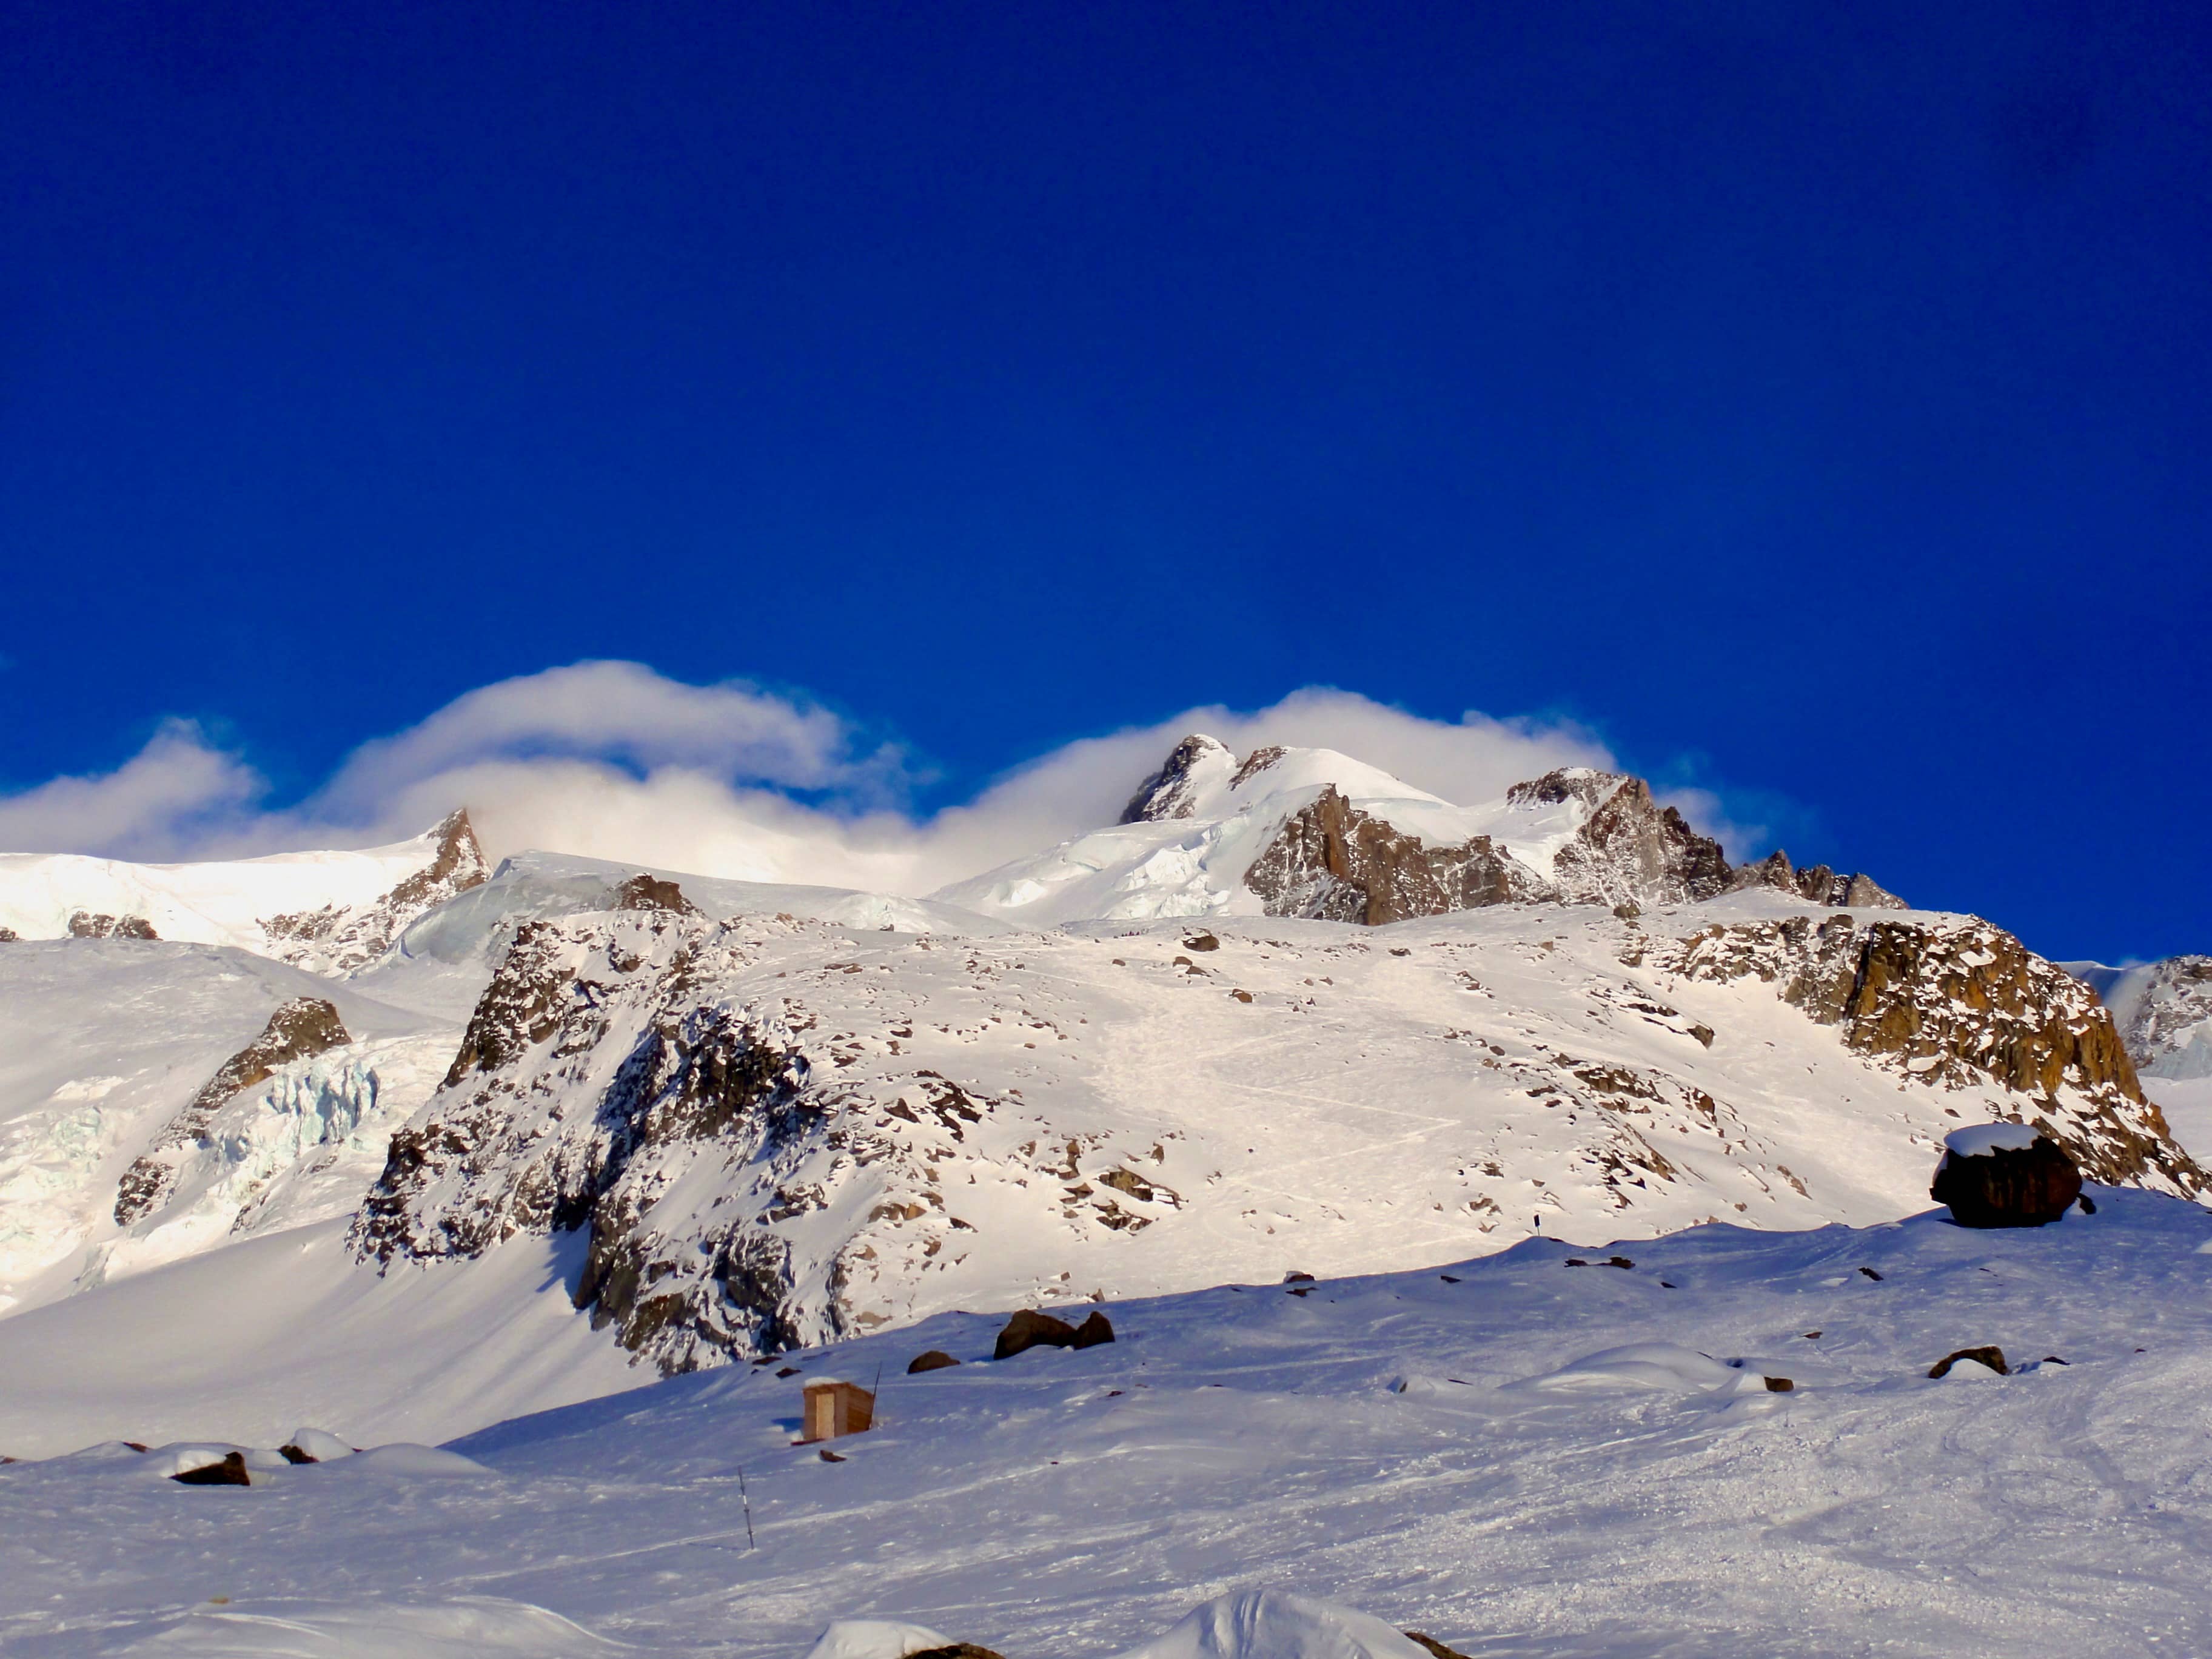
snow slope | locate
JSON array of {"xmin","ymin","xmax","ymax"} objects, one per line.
[
  {"xmin": 0, "ymin": 940, "xmax": 444, "ymax": 1315},
  {"xmin": 8, "ymin": 1189, "xmax": 2212, "ymax": 1657},
  {"xmin": 0, "ymin": 812, "xmax": 492, "ymax": 976}
]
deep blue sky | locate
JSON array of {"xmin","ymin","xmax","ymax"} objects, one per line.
[{"xmin": 2, "ymin": 1, "xmax": 2207, "ymax": 962}]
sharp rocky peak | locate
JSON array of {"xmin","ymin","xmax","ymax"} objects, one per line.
[{"xmin": 1119, "ymin": 734, "xmax": 1236, "ymax": 824}]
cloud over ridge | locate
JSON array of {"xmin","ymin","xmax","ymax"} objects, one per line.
[{"xmin": 0, "ymin": 662, "xmax": 1759, "ymax": 893}]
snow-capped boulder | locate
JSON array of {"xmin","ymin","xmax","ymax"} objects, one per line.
[{"xmin": 1931, "ymin": 1126, "xmax": 2083, "ymax": 1228}]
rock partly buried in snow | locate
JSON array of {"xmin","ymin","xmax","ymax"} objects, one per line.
[
  {"xmin": 611, "ymin": 873, "xmax": 702, "ymax": 917},
  {"xmin": 1521, "ymin": 1342, "xmax": 1789, "ymax": 1397},
  {"xmin": 113, "ymin": 996, "xmax": 355, "ymax": 1226},
  {"xmin": 1929, "ymin": 1346, "xmax": 2010, "ymax": 1378},
  {"xmin": 68, "ymin": 911, "xmax": 158, "ymax": 940},
  {"xmin": 907, "ymin": 1350, "xmax": 960, "ymax": 1374},
  {"xmin": 1401, "ymin": 1635, "xmax": 1472, "ymax": 1659},
  {"xmin": 994, "ymin": 1309, "xmax": 1078, "ymax": 1360},
  {"xmin": 170, "ymin": 1450, "xmax": 250, "ymax": 1486},
  {"xmin": 1107, "ymin": 1587, "xmax": 1436, "ymax": 1659},
  {"xmin": 803, "ymin": 1619, "xmax": 962, "ymax": 1659},
  {"xmin": 1931, "ymin": 1126, "xmax": 2084, "ymax": 1227}
]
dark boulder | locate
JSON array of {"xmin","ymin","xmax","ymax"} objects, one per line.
[
  {"xmin": 172, "ymin": 1451, "xmax": 250, "ymax": 1486},
  {"xmin": 1931, "ymin": 1134, "xmax": 2083, "ymax": 1228},
  {"xmin": 1403, "ymin": 1635, "xmax": 1472, "ymax": 1659},
  {"xmin": 907, "ymin": 1350, "xmax": 960, "ymax": 1374},
  {"xmin": 278, "ymin": 1444, "xmax": 318, "ymax": 1464},
  {"xmin": 1929, "ymin": 1346, "xmax": 2009, "ymax": 1379},
  {"xmin": 1071, "ymin": 1310, "xmax": 1115, "ymax": 1349},
  {"xmin": 908, "ymin": 1646, "xmax": 1008, "ymax": 1659},
  {"xmin": 994, "ymin": 1309, "xmax": 1078, "ymax": 1360}
]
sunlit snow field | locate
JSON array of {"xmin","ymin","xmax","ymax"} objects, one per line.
[{"xmin": 7, "ymin": 1188, "xmax": 2212, "ymax": 1658}]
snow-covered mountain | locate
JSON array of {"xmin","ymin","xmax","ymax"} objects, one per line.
[
  {"xmin": 933, "ymin": 736, "xmax": 1901, "ymax": 927},
  {"xmin": 0, "ymin": 735, "xmax": 2196, "ymax": 1442},
  {"xmin": 0, "ymin": 808, "xmax": 491, "ymax": 975},
  {"xmin": 2070, "ymin": 956, "xmax": 2212, "ymax": 1082}
]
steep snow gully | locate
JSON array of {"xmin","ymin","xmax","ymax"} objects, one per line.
[{"xmin": 3, "ymin": 735, "xmax": 2211, "ymax": 1657}]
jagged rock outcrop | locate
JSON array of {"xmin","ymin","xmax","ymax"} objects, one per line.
[
  {"xmin": 262, "ymin": 808, "xmax": 489, "ymax": 974},
  {"xmin": 1244, "ymin": 785, "xmax": 1547, "ymax": 923},
  {"xmin": 1514, "ymin": 770, "xmax": 1734, "ymax": 908},
  {"xmin": 1120, "ymin": 734, "xmax": 1235, "ymax": 823},
  {"xmin": 1663, "ymin": 913, "xmax": 2202, "ymax": 1194},
  {"xmin": 353, "ymin": 913, "xmax": 823, "ymax": 1370},
  {"xmin": 2111, "ymin": 956, "xmax": 2212, "ymax": 1079},
  {"xmin": 1726, "ymin": 849, "xmax": 1906, "ymax": 910},
  {"xmin": 610, "ymin": 874, "xmax": 702, "ymax": 916},
  {"xmin": 115, "ymin": 997, "xmax": 354, "ymax": 1225},
  {"xmin": 1242, "ymin": 767, "xmax": 1736, "ymax": 923},
  {"xmin": 69, "ymin": 911, "xmax": 158, "ymax": 940}
]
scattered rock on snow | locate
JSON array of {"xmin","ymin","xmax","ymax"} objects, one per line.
[
  {"xmin": 1403, "ymin": 1635, "xmax": 1473, "ymax": 1659},
  {"xmin": 1931, "ymin": 1128, "xmax": 2084, "ymax": 1228},
  {"xmin": 1928, "ymin": 1346, "xmax": 2010, "ymax": 1379},
  {"xmin": 907, "ymin": 1350, "xmax": 960, "ymax": 1374},
  {"xmin": 907, "ymin": 1646, "xmax": 1010, "ymax": 1659},
  {"xmin": 611, "ymin": 874, "xmax": 702, "ymax": 916}
]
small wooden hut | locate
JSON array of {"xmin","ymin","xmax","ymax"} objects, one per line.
[{"xmin": 800, "ymin": 1379, "xmax": 876, "ymax": 1444}]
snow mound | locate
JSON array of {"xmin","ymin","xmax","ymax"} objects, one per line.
[
  {"xmin": 1943, "ymin": 1122, "xmax": 2043, "ymax": 1158},
  {"xmin": 343, "ymin": 1443, "xmax": 493, "ymax": 1477},
  {"xmin": 286, "ymin": 1426, "xmax": 355, "ymax": 1461},
  {"xmin": 1519, "ymin": 1341, "xmax": 1754, "ymax": 1394},
  {"xmin": 1108, "ymin": 1589, "xmax": 1431, "ymax": 1659},
  {"xmin": 102, "ymin": 1595, "xmax": 615, "ymax": 1655},
  {"xmin": 803, "ymin": 1618, "xmax": 959, "ymax": 1659}
]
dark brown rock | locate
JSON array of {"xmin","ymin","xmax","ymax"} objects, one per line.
[
  {"xmin": 907, "ymin": 1646, "xmax": 1009, "ymax": 1659},
  {"xmin": 172, "ymin": 1451, "xmax": 250, "ymax": 1486},
  {"xmin": 277, "ymin": 1444, "xmax": 317, "ymax": 1464},
  {"xmin": 115, "ymin": 997, "xmax": 354, "ymax": 1226},
  {"xmin": 1932, "ymin": 1135, "xmax": 2083, "ymax": 1228},
  {"xmin": 1928, "ymin": 1346, "xmax": 2009, "ymax": 1379},
  {"xmin": 1763, "ymin": 1376, "xmax": 1794, "ymax": 1392},
  {"xmin": 1183, "ymin": 932, "xmax": 1221, "ymax": 951},
  {"xmin": 993, "ymin": 1308, "xmax": 1079, "ymax": 1360},
  {"xmin": 1403, "ymin": 1636, "xmax": 1472, "ymax": 1659},
  {"xmin": 907, "ymin": 1350, "xmax": 960, "ymax": 1374},
  {"xmin": 1244, "ymin": 785, "xmax": 1544, "ymax": 924},
  {"xmin": 1521, "ymin": 771, "xmax": 1732, "ymax": 908},
  {"xmin": 611, "ymin": 874, "xmax": 702, "ymax": 916},
  {"xmin": 0, "ymin": 927, "xmax": 18, "ymax": 942},
  {"xmin": 1071, "ymin": 1310, "xmax": 1115, "ymax": 1349},
  {"xmin": 68, "ymin": 911, "xmax": 159, "ymax": 940},
  {"xmin": 1284, "ymin": 1270, "xmax": 1315, "ymax": 1283}
]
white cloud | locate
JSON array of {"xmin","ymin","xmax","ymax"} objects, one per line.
[
  {"xmin": 0, "ymin": 720, "xmax": 263, "ymax": 860},
  {"xmin": 0, "ymin": 664, "xmax": 1765, "ymax": 893}
]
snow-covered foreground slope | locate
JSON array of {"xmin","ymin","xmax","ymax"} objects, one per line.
[
  {"xmin": 0, "ymin": 1220, "xmax": 636, "ymax": 1458},
  {"xmin": 8, "ymin": 1190, "xmax": 2212, "ymax": 1658}
]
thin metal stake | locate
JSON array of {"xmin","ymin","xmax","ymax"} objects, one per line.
[{"xmin": 738, "ymin": 1467, "xmax": 756, "ymax": 1550}]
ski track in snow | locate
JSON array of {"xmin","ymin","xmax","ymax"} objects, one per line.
[{"xmin": 7, "ymin": 1191, "xmax": 2212, "ymax": 1658}]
